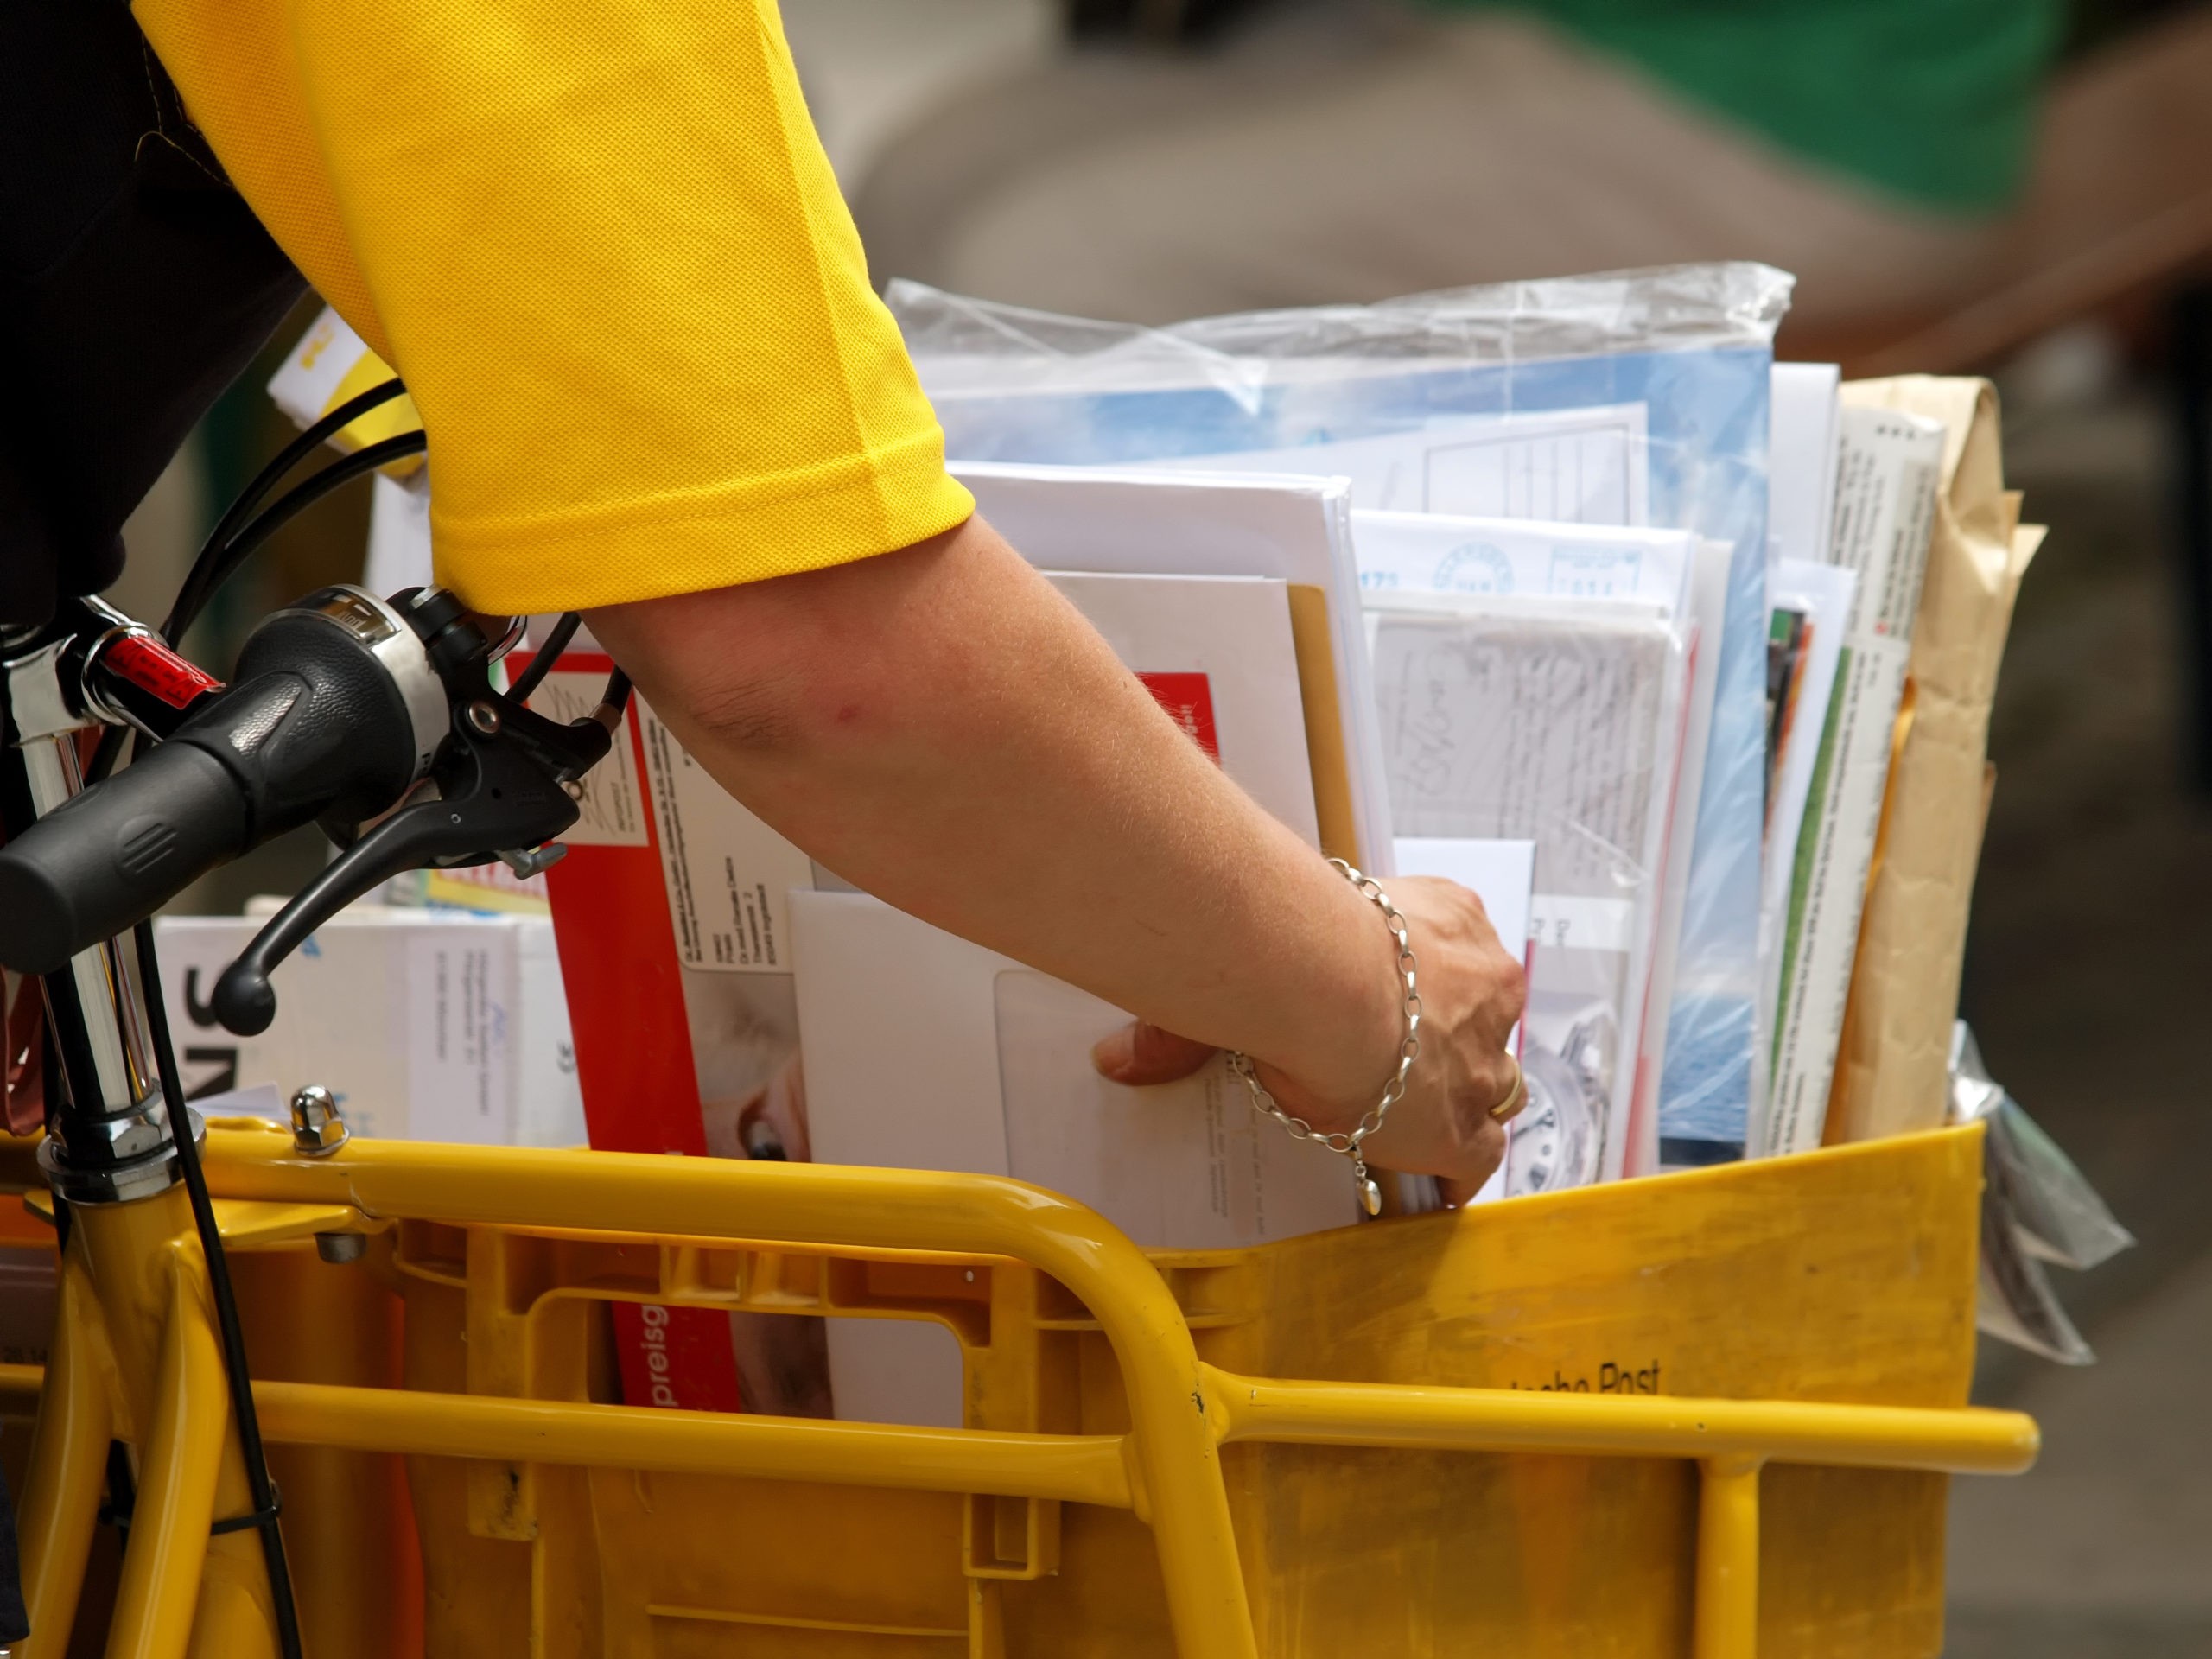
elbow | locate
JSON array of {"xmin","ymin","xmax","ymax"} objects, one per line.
[
  {"xmin": 676, "ymin": 652, "xmax": 818, "ymax": 759},
  {"xmin": 582, "ymin": 584, "xmax": 876, "ymax": 763},
  {"xmin": 582, "ymin": 520, "xmax": 982, "ymax": 763}
]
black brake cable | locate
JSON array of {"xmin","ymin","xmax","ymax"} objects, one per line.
[
  {"xmin": 505, "ymin": 612, "xmax": 581, "ymax": 702},
  {"xmin": 87, "ymin": 381, "xmax": 419, "ymax": 788},
  {"xmin": 506, "ymin": 614, "xmax": 632, "ymax": 725},
  {"xmin": 131, "ymin": 921, "xmax": 305, "ymax": 1659},
  {"xmin": 163, "ymin": 429, "xmax": 428, "ymax": 648},
  {"xmin": 163, "ymin": 379, "xmax": 413, "ymax": 646}
]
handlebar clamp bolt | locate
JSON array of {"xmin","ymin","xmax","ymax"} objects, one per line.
[
  {"xmin": 289, "ymin": 1085, "xmax": 350, "ymax": 1156},
  {"xmin": 465, "ymin": 699, "xmax": 503, "ymax": 737}
]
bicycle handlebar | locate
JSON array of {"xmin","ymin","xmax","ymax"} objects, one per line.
[
  {"xmin": 0, "ymin": 740, "xmax": 249, "ymax": 976},
  {"xmin": 0, "ymin": 587, "xmax": 614, "ymax": 1020},
  {"xmin": 0, "ymin": 589, "xmax": 435, "ymax": 977}
]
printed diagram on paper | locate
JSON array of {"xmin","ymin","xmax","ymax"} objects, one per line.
[
  {"xmin": 1352, "ymin": 512, "xmax": 1694, "ymax": 612},
  {"xmin": 1370, "ymin": 601, "xmax": 1681, "ymax": 1189},
  {"xmin": 1166, "ymin": 405, "xmax": 1651, "ymax": 525}
]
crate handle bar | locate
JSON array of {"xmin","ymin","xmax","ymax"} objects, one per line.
[
  {"xmin": 0, "ymin": 1360, "xmax": 2042, "ymax": 1489},
  {"xmin": 250, "ymin": 1380, "xmax": 1139, "ymax": 1508},
  {"xmin": 1205, "ymin": 1370, "xmax": 2038, "ymax": 1475}
]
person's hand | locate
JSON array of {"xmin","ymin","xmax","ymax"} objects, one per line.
[{"xmin": 1092, "ymin": 875, "xmax": 1527, "ymax": 1205}]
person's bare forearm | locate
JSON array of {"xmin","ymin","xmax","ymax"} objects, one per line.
[{"xmin": 586, "ymin": 515, "xmax": 1402, "ymax": 1109}]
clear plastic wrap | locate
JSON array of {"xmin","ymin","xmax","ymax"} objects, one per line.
[
  {"xmin": 1951, "ymin": 1023, "xmax": 2134, "ymax": 1270},
  {"xmin": 1950, "ymin": 1021, "xmax": 2134, "ymax": 1364},
  {"xmin": 893, "ymin": 264, "xmax": 1790, "ymax": 1160}
]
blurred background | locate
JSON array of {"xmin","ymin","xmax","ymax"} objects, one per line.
[{"xmin": 118, "ymin": 3, "xmax": 2212, "ymax": 1651}]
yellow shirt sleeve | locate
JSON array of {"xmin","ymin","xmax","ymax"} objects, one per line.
[{"xmin": 133, "ymin": 0, "xmax": 975, "ymax": 615}]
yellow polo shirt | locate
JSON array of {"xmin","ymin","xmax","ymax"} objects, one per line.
[{"xmin": 133, "ymin": 0, "xmax": 976, "ymax": 615}]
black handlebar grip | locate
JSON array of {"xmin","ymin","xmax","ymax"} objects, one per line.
[{"xmin": 0, "ymin": 742, "xmax": 250, "ymax": 976}]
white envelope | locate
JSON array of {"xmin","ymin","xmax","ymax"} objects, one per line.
[
  {"xmin": 791, "ymin": 893, "xmax": 1014, "ymax": 1181},
  {"xmin": 992, "ymin": 969, "xmax": 1355, "ymax": 1249},
  {"xmin": 791, "ymin": 890, "xmax": 1355, "ymax": 1249},
  {"xmin": 793, "ymin": 888, "xmax": 1359, "ymax": 1426},
  {"xmin": 1769, "ymin": 363, "xmax": 1843, "ymax": 574}
]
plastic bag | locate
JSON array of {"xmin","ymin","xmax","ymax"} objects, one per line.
[
  {"xmin": 1950, "ymin": 1021, "xmax": 2133, "ymax": 1364},
  {"xmin": 893, "ymin": 264, "xmax": 1789, "ymax": 1161},
  {"xmin": 1951, "ymin": 1023, "xmax": 2133, "ymax": 1271}
]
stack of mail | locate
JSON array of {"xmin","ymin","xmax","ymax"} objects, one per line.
[
  {"xmin": 893, "ymin": 263, "xmax": 1791, "ymax": 1169},
  {"xmin": 796, "ymin": 462, "xmax": 1386, "ymax": 1248}
]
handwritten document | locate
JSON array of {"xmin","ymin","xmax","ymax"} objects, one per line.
[{"xmin": 1369, "ymin": 598, "xmax": 1681, "ymax": 1183}]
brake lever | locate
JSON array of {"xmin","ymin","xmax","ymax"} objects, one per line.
[{"xmin": 207, "ymin": 674, "xmax": 615, "ymax": 1037}]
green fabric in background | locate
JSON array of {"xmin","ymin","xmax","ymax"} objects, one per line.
[{"xmin": 1431, "ymin": 0, "xmax": 2066, "ymax": 210}]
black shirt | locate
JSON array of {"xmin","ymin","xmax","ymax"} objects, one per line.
[{"xmin": 1, "ymin": 0, "xmax": 305, "ymax": 627}]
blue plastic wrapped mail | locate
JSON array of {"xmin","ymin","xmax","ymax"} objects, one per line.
[{"xmin": 891, "ymin": 264, "xmax": 1790, "ymax": 1162}]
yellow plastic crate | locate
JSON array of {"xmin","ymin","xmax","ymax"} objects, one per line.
[{"xmin": 142, "ymin": 1122, "xmax": 2031, "ymax": 1659}]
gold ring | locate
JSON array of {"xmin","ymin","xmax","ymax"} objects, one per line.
[{"xmin": 1487, "ymin": 1058, "xmax": 1528, "ymax": 1124}]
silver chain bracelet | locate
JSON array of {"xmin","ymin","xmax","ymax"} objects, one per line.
[{"xmin": 1227, "ymin": 857, "xmax": 1422, "ymax": 1217}]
